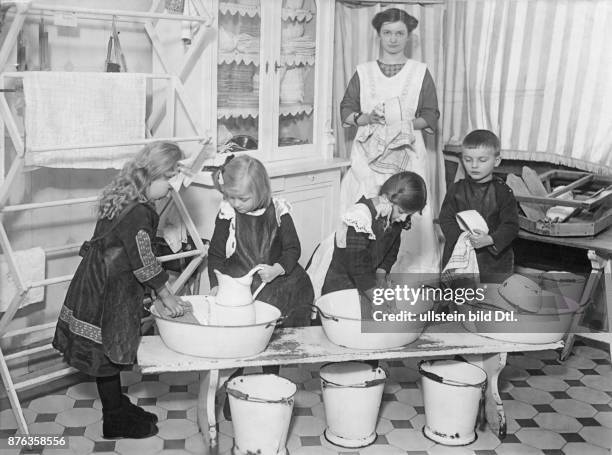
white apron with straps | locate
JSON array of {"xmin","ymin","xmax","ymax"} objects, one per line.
[{"xmin": 340, "ymin": 59, "xmax": 441, "ymax": 274}]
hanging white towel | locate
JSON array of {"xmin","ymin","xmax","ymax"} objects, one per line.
[
  {"xmin": 0, "ymin": 247, "xmax": 46, "ymax": 312},
  {"xmin": 158, "ymin": 204, "xmax": 187, "ymax": 253},
  {"xmin": 441, "ymin": 210, "xmax": 488, "ymax": 287},
  {"xmin": 23, "ymin": 72, "xmax": 146, "ymax": 169},
  {"xmin": 306, "ymin": 233, "xmax": 335, "ymax": 301}
]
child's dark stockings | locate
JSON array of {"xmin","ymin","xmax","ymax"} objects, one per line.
[
  {"xmin": 96, "ymin": 375, "xmax": 122, "ymax": 411},
  {"xmin": 96, "ymin": 374, "xmax": 158, "ymax": 439}
]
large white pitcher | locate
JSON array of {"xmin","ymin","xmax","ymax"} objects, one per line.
[{"xmin": 212, "ymin": 267, "xmax": 266, "ymax": 326}]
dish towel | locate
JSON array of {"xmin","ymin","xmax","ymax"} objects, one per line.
[
  {"xmin": 23, "ymin": 72, "xmax": 146, "ymax": 169},
  {"xmin": 441, "ymin": 210, "xmax": 489, "ymax": 287},
  {"xmin": 355, "ymin": 96, "xmax": 416, "ymax": 175},
  {"xmin": 0, "ymin": 247, "xmax": 46, "ymax": 312}
]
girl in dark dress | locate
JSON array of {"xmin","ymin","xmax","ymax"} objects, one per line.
[
  {"xmin": 320, "ymin": 171, "xmax": 428, "ymax": 304},
  {"xmin": 53, "ymin": 142, "xmax": 192, "ymax": 439},
  {"xmin": 208, "ymin": 155, "xmax": 314, "ymax": 328},
  {"xmin": 307, "ymin": 172, "xmax": 427, "ymax": 369},
  {"xmin": 207, "ymin": 154, "xmax": 314, "ymax": 418}
]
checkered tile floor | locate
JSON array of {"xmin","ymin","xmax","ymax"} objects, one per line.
[{"xmin": 1, "ymin": 341, "xmax": 610, "ymax": 454}]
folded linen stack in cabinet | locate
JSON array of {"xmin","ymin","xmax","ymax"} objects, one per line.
[
  {"xmin": 227, "ymin": 64, "xmax": 254, "ymax": 92},
  {"xmin": 236, "ymin": 34, "xmax": 260, "ymax": 53},
  {"xmin": 281, "ymin": 36, "xmax": 315, "ymax": 57},
  {"xmin": 280, "ymin": 67, "xmax": 304, "ymax": 104}
]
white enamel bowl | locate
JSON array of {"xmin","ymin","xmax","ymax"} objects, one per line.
[
  {"xmin": 314, "ymin": 289, "xmax": 431, "ymax": 350},
  {"xmin": 458, "ymin": 289, "xmax": 580, "ymax": 344},
  {"xmin": 151, "ymin": 295, "xmax": 282, "ymax": 358}
]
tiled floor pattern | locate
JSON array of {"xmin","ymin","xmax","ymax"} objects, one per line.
[{"xmin": 1, "ymin": 341, "xmax": 611, "ymax": 455}]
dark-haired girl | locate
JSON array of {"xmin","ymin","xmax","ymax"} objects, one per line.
[{"xmin": 310, "ymin": 172, "xmax": 428, "ymax": 299}]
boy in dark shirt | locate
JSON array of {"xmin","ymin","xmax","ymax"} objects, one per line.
[{"xmin": 439, "ymin": 130, "xmax": 519, "ymax": 283}]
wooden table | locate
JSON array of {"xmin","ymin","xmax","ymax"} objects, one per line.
[
  {"xmin": 137, "ymin": 324, "xmax": 562, "ymax": 446},
  {"xmin": 518, "ymin": 228, "xmax": 612, "ymax": 358}
]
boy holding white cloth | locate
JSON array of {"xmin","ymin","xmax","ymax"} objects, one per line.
[{"xmin": 439, "ymin": 130, "xmax": 519, "ymax": 283}]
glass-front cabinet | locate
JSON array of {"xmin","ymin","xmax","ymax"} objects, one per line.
[
  {"xmin": 210, "ymin": 0, "xmax": 334, "ymax": 162},
  {"xmin": 277, "ymin": 0, "xmax": 316, "ymax": 150},
  {"xmin": 216, "ymin": 0, "xmax": 262, "ymax": 151}
]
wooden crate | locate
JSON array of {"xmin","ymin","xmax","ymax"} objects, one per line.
[{"xmin": 508, "ymin": 169, "xmax": 612, "ymax": 237}]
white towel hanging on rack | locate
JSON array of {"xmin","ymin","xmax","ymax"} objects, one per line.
[
  {"xmin": 23, "ymin": 72, "xmax": 146, "ymax": 169},
  {"xmin": 0, "ymin": 247, "xmax": 46, "ymax": 312}
]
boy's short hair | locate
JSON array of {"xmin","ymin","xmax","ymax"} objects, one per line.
[{"xmin": 462, "ymin": 130, "xmax": 501, "ymax": 156}]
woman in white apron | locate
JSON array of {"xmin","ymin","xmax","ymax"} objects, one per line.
[{"xmin": 339, "ymin": 8, "xmax": 441, "ymax": 275}]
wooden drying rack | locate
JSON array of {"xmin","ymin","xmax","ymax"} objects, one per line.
[{"xmin": 0, "ymin": 0, "xmax": 216, "ymax": 438}]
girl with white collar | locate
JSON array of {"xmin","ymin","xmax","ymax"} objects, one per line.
[
  {"xmin": 208, "ymin": 154, "xmax": 314, "ymax": 419},
  {"xmin": 319, "ymin": 171, "xmax": 427, "ymax": 301},
  {"xmin": 208, "ymin": 154, "xmax": 314, "ymax": 328}
]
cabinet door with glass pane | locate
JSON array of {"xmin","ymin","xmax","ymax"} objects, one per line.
[
  {"xmin": 216, "ymin": 0, "xmax": 263, "ymax": 153},
  {"xmin": 276, "ymin": 0, "xmax": 317, "ymax": 154}
]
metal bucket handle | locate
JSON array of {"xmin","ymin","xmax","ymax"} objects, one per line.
[
  {"xmin": 226, "ymin": 386, "xmax": 294, "ymax": 406},
  {"xmin": 320, "ymin": 364, "xmax": 387, "ymax": 389},
  {"xmin": 418, "ymin": 360, "xmax": 488, "ymax": 389},
  {"xmin": 419, "ymin": 360, "xmax": 489, "ymax": 438},
  {"xmin": 310, "ymin": 304, "xmax": 339, "ymax": 322}
]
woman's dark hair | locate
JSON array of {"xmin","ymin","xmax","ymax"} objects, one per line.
[
  {"xmin": 380, "ymin": 171, "xmax": 427, "ymax": 214},
  {"xmin": 372, "ymin": 8, "xmax": 418, "ymax": 34}
]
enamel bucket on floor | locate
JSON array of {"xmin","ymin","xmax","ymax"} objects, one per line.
[
  {"xmin": 419, "ymin": 359, "xmax": 487, "ymax": 446},
  {"xmin": 319, "ymin": 362, "xmax": 386, "ymax": 448},
  {"xmin": 227, "ymin": 374, "xmax": 296, "ymax": 455}
]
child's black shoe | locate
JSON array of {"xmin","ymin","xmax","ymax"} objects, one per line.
[
  {"xmin": 121, "ymin": 394, "xmax": 158, "ymax": 423},
  {"xmin": 102, "ymin": 407, "xmax": 158, "ymax": 439}
]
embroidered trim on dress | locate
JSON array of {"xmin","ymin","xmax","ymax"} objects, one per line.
[
  {"xmin": 343, "ymin": 203, "xmax": 375, "ymax": 237},
  {"xmin": 58, "ymin": 305, "xmax": 102, "ymax": 344},
  {"xmin": 134, "ymin": 230, "xmax": 163, "ymax": 283},
  {"xmin": 336, "ymin": 203, "xmax": 375, "ymax": 248},
  {"xmin": 377, "ymin": 60, "xmax": 406, "ymax": 78}
]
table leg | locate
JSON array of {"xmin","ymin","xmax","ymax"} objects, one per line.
[
  {"xmin": 465, "ymin": 352, "xmax": 507, "ymax": 439},
  {"xmin": 604, "ymin": 259, "xmax": 612, "ymax": 359},
  {"xmin": 561, "ymin": 250, "xmax": 607, "ymax": 361},
  {"xmin": 483, "ymin": 352, "xmax": 507, "ymax": 439},
  {"xmin": 198, "ymin": 370, "xmax": 220, "ymax": 445}
]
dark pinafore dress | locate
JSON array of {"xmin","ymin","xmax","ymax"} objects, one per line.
[
  {"xmin": 207, "ymin": 199, "xmax": 314, "ymax": 327},
  {"xmin": 53, "ymin": 203, "xmax": 168, "ymax": 377}
]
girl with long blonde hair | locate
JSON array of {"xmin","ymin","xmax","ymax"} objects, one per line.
[{"xmin": 53, "ymin": 141, "xmax": 191, "ymax": 440}]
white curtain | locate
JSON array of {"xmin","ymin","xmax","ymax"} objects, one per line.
[
  {"xmin": 333, "ymin": 0, "xmax": 447, "ymax": 211},
  {"xmin": 443, "ymin": 0, "xmax": 612, "ymax": 174}
]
